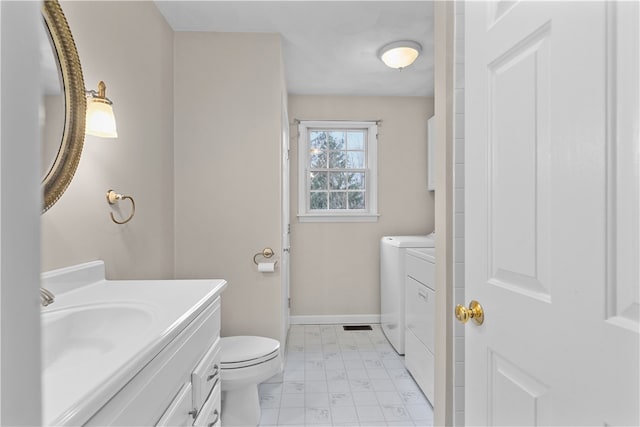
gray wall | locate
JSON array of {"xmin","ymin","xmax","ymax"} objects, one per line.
[
  {"xmin": 288, "ymin": 95, "xmax": 434, "ymax": 318},
  {"xmin": 173, "ymin": 32, "xmax": 285, "ymax": 342},
  {"xmin": 41, "ymin": 1, "xmax": 175, "ymax": 280}
]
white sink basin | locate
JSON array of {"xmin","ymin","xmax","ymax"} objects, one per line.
[
  {"xmin": 42, "ymin": 303, "xmax": 155, "ymax": 372},
  {"xmin": 40, "ymin": 260, "xmax": 228, "ymax": 426}
]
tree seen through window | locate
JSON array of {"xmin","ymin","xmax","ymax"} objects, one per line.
[{"xmin": 308, "ymin": 130, "xmax": 366, "ymax": 210}]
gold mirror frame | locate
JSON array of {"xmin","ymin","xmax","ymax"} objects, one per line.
[{"xmin": 41, "ymin": 0, "xmax": 86, "ymax": 213}]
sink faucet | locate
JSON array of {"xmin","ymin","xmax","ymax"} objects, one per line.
[{"xmin": 40, "ymin": 288, "xmax": 55, "ymax": 307}]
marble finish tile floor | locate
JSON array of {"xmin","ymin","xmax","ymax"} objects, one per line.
[{"xmin": 258, "ymin": 324, "xmax": 434, "ymax": 427}]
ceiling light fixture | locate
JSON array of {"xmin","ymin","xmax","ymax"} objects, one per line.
[
  {"xmin": 86, "ymin": 81, "xmax": 118, "ymax": 138},
  {"xmin": 378, "ymin": 40, "xmax": 422, "ymax": 70}
]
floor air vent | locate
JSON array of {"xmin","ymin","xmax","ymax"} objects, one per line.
[{"xmin": 343, "ymin": 325, "xmax": 372, "ymax": 331}]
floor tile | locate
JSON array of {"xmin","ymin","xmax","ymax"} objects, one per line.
[
  {"xmin": 367, "ymin": 368, "xmax": 390, "ymax": 379},
  {"xmin": 346, "ymin": 369, "xmax": 368, "ymax": 380},
  {"xmin": 371, "ymin": 378, "xmax": 396, "ymax": 392},
  {"xmin": 375, "ymin": 391, "xmax": 403, "ymax": 405},
  {"xmin": 349, "ymin": 379, "xmax": 374, "ymax": 392},
  {"xmin": 381, "ymin": 404, "xmax": 411, "ymax": 422},
  {"xmin": 324, "ymin": 359, "xmax": 346, "ymax": 370},
  {"xmin": 306, "ymin": 392, "xmax": 330, "ymax": 407},
  {"xmin": 281, "ymin": 393, "xmax": 305, "ymax": 408},
  {"xmin": 258, "ymin": 324, "xmax": 433, "ymax": 427},
  {"xmin": 306, "ymin": 369, "xmax": 327, "ymax": 381},
  {"xmin": 326, "ymin": 369, "xmax": 348, "ymax": 381},
  {"xmin": 329, "ymin": 392, "xmax": 354, "ymax": 407},
  {"xmin": 399, "ymin": 390, "xmax": 429, "ymax": 405},
  {"xmin": 343, "ymin": 359, "xmax": 365, "ymax": 370},
  {"xmin": 327, "ymin": 380, "xmax": 350, "ymax": 393},
  {"xmin": 306, "ymin": 407, "xmax": 331, "ymax": 424},
  {"xmin": 355, "ymin": 404, "xmax": 386, "ymax": 423},
  {"xmin": 305, "ymin": 380, "xmax": 329, "ymax": 394},
  {"xmin": 351, "ymin": 391, "xmax": 378, "ymax": 405},
  {"xmin": 283, "ymin": 381, "xmax": 305, "ymax": 394},
  {"xmin": 330, "ymin": 405, "xmax": 358, "ymax": 424},
  {"xmin": 406, "ymin": 404, "xmax": 434, "ymax": 421},
  {"xmin": 278, "ymin": 407, "xmax": 305, "ymax": 425}
]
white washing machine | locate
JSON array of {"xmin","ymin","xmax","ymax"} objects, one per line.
[{"xmin": 380, "ymin": 233, "xmax": 435, "ymax": 354}]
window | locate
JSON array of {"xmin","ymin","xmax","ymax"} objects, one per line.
[{"xmin": 298, "ymin": 121, "xmax": 378, "ymax": 222}]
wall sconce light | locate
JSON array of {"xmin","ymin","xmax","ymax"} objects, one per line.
[
  {"xmin": 378, "ymin": 40, "xmax": 422, "ymax": 69},
  {"xmin": 86, "ymin": 81, "xmax": 118, "ymax": 138}
]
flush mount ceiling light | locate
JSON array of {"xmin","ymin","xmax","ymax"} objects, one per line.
[
  {"xmin": 378, "ymin": 40, "xmax": 422, "ymax": 70},
  {"xmin": 86, "ymin": 81, "xmax": 118, "ymax": 138}
]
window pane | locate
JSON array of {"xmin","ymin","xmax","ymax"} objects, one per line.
[
  {"xmin": 310, "ymin": 171, "xmax": 327, "ymax": 190},
  {"xmin": 310, "ymin": 192, "xmax": 328, "ymax": 209},
  {"xmin": 329, "ymin": 192, "xmax": 347, "ymax": 209},
  {"xmin": 329, "ymin": 151, "xmax": 347, "ymax": 168},
  {"xmin": 310, "ymin": 151, "xmax": 327, "ymax": 168},
  {"xmin": 310, "ymin": 131, "xmax": 328, "ymax": 150},
  {"xmin": 348, "ymin": 192, "xmax": 366, "ymax": 209},
  {"xmin": 329, "ymin": 172, "xmax": 347, "ymax": 190},
  {"xmin": 347, "ymin": 151, "xmax": 365, "ymax": 168},
  {"xmin": 347, "ymin": 131, "xmax": 365, "ymax": 150},
  {"xmin": 328, "ymin": 131, "xmax": 345, "ymax": 149},
  {"xmin": 348, "ymin": 173, "xmax": 365, "ymax": 190}
]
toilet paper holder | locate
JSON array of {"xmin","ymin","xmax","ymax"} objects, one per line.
[{"xmin": 253, "ymin": 247, "xmax": 277, "ymax": 266}]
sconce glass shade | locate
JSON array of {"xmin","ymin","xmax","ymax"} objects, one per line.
[
  {"xmin": 378, "ymin": 40, "xmax": 422, "ymax": 69},
  {"xmin": 86, "ymin": 81, "xmax": 118, "ymax": 138}
]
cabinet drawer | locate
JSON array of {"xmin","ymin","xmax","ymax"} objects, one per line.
[
  {"xmin": 156, "ymin": 383, "xmax": 193, "ymax": 427},
  {"xmin": 192, "ymin": 337, "xmax": 221, "ymax": 411},
  {"xmin": 406, "ymin": 251, "xmax": 435, "ymax": 290},
  {"xmin": 405, "ymin": 276, "xmax": 435, "ymax": 352},
  {"xmin": 405, "ymin": 329, "xmax": 434, "ymax": 404},
  {"xmin": 193, "ymin": 383, "xmax": 221, "ymax": 427}
]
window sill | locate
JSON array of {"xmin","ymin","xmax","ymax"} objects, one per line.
[{"xmin": 297, "ymin": 213, "xmax": 380, "ymax": 223}]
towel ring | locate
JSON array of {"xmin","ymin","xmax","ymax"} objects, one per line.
[{"xmin": 106, "ymin": 190, "xmax": 136, "ymax": 225}]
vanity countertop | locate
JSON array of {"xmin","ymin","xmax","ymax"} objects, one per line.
[{"xmin": 41, "ymin": 261, "xmax": 227, "ymax": 426}]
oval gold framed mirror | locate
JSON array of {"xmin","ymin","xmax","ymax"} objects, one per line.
[{"xmin": 41, "ymin": 0, "xmax": 86, "ymax": 213}]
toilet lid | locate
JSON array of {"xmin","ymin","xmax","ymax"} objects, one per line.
[{"xmin": 220, "ymin": 336, "xmax": 280, "ymax": 369}]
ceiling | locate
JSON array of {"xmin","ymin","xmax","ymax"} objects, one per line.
[{"xmin": 154, "ymin": 1, "xmax": 434, "ymax": 97}]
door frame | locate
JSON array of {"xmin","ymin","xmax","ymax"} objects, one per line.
[{"xmin": 433, "ymin": 1, "xmax": 456, "ymax": 426}]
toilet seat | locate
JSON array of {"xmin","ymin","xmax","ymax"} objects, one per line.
[{"xmin": 220, "ymin": 336, "xmax": 280, "ymax": 369}]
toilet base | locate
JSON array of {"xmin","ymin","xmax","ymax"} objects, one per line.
[{"xmin": 221, "ymin": 385, "xmax": 261, "ymax": 426}]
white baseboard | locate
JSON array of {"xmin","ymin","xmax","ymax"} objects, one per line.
[{"xmin": 289, "ymin": 314, "xmax": 381, "ymax": 325}]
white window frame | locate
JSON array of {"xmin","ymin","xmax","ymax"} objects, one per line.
[{"xmin": 297, "ymin": 120, "xmax": 379, "ymax": 223}]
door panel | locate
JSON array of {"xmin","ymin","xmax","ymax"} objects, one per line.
[
  {"xmin": 465, "ymin": 1, "xmax": 639, "ymax": 425},
  {"xmin": 488, "ymin": 22, "xmax": 551, "ymax": 301},
  {"xmin": 488, "ymin": 351, "xmax": 550, "ymax": 427}
]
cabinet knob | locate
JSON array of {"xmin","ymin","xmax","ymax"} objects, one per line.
[{"xmin": 207, "ymin": 364, "xmax": 219, "ymax": 381}]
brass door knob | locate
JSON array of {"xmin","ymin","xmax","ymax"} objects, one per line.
[{"xmin": 455, "ymin": 300, "xmax": 484, "ymax": 325}]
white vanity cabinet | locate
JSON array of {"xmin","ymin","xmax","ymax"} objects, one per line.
[
  {"xmin": 404, "ymin": 248, "xmax": 435, "ymax": 404},
  {"xmin": 85, "ymin": 297, "xmax": 222, "ymax": 427}
]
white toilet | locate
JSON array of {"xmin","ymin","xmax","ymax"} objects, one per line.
[{"xmin": 220, "ymin": 336, "xmax": 282, "ymax": 426}]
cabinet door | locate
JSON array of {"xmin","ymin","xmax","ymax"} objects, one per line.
[
  {"xmin": 193, "ymin": 384, "xmax": 221, "ymax": 427},
  {"xmin": 156, "ymin": 383, "xmax": 194, "ymax": 427},
  {"xmin": 192, "ymin": 338, "xmax": 221, "ymax": 412}
]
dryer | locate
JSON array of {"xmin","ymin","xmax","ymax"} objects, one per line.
[{"xmin": 380, "ymin": 233, "xmax": 435, "ymax": 354}]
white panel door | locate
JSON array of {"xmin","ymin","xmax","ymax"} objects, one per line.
[{"xmin": 465, "ymin": 1, "xmax": 639, "ymax": 425}]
